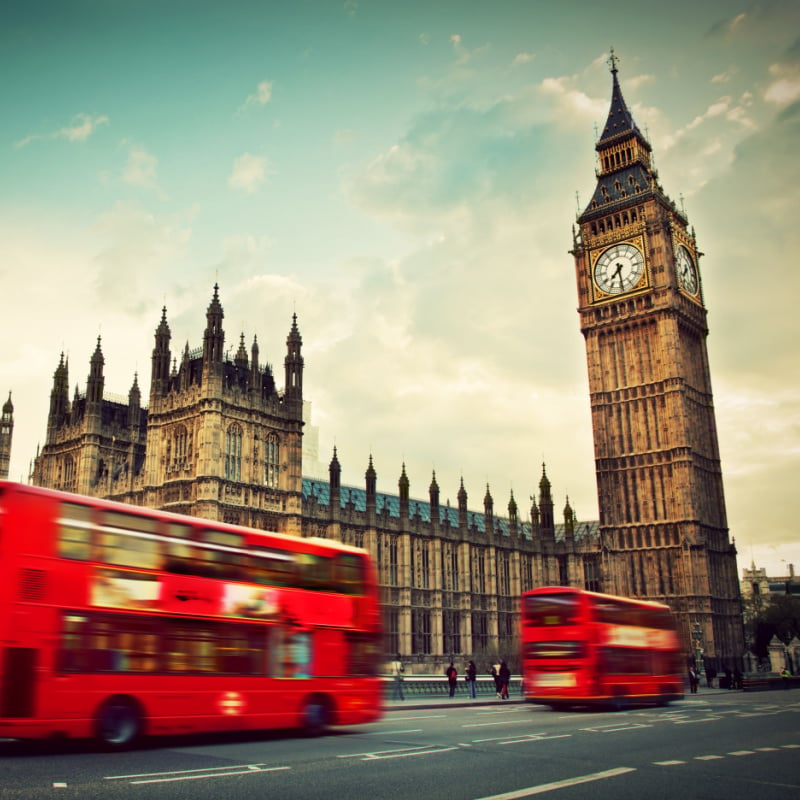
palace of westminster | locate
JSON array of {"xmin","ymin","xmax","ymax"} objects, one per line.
[{"xmin": 2, "ymin": 59, "xmax": 745, "ymax": 671}]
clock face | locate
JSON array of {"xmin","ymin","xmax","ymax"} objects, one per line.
[
  {"xmin": 676, "ymin": 244, "xmax": 699, "ymax": 295},
  {"xmin": 593, "ymin": 243, "xmax": 645, "ymax": 295}
]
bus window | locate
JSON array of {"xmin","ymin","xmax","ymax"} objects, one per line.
[
  {"xmin": 164, "ymin": 522, "xmax": 194, "ymax": 574},
  {"xmin": 197, "ymin": 530, "xmax": 246, "ymax": 580},
  {"xmin": 297, "ymin": 553, "xmax": 333, "ymax": 590},
  {"xmin": 99, "ymin": 511, "xmax": 160, "ymax": 569},
  {"xmin": 58, "ymin": 503, "xmax": 94, "ymax": 560},
  {"xmin": 523, "ymin": 593, "xmax": 579, "ymax": 626},
  {"xmin": 335, "ymin": 553, "xmax": 365, "ymax": 595},
  {"xmin": 249, "ymin": 549, "xmax": 295, "ymax": 586}
]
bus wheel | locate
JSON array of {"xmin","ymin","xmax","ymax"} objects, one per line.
[
  {"xmin": 95, "ymin": 696, "xmax": 142, "ymax": 749},
  {"xmin": 302, "ymin": 696, "xmax": 328, "ymax": 737}
]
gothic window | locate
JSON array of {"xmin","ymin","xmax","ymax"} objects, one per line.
[
  {"xmin": 225, "ymin": 423, "xmax": 242, "ymax": 482},
  {"xmin": 173, "ymin": 425, "xmax": 188, "ymax": 470},
  {"xmin": 412, "ymin": 609, "xmax": 431, "ymax": 655},
  {"xmin": 471, "ymin": 612, "xmax": 488, "ymax": 654},
  {"xmin": 385, "ymin": 608, "xmax": 400, "ymax": 656},
  {"xmin": 63, "ymin": 455, "xmax": 75, "ymax": 490},
  {"xmin": 387, "ymin": 535, "xmax": 399, "ymax": 586},
  {"xmin": 442, "ymin": 610, "xmax": 461, "ymax": 657},
  {"xmin": 497, "ymin": 551, "xmax": 510, "ymax": 595},
  {"xmin": 414, "ymin": 539, "xmax": 430, "ymax": 589},
  {"xmin": 473, "ymin": 547, "xmax": 486, "ymax": 594},
  {"xmin": 264, "ymin": 433, "xmax": 279, "ymax": 488}
]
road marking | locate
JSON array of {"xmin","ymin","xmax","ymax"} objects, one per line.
[
  {"xmin": 462, "ymin": 719, "xmax": 532, "ymax": 728},
  {"xmin": 499, "ymin": 734, "xmax": 572, "ymax": 745},
  {"xmin": 361, "ymin": 728, "xmax": 423, "ymax": 735},
  {"xmin": 385, "ymin": 714, "xmax": 446, "ymax": 721},
  {"xmin": 106, "ymin": 764, "xmax": 290, "ymax": 785},
  {"xmin": 781, "ymin": 744, "xmax": 800, "ymax": 748},
  {"xmin": 338, "ymin": 744, "xmax": 458, "ymax": 761},
  {"xmin": 673, "ymin": 717, "xmax": 719, "ymax": 724},
  {"xmin": 580, "ymin": 723, "xmax": 651, "ymax": 733},
  {"xmin": 53, "ymin": 783, "xmax": 68, "ymax": 788},
  {"xmin": 728, "ymin": 750, "xmax": 754, "ymax": 756},
  {"xmin": 755, "ymin": 747, "xmax": 779, "ymax": 751},
  {"xmin": 472, "ymin": 767, "xmax": 636, "ymax": 799},
  {"xmin": 654, "ymin": 760, "xmax": 685, "ymax": 766},
  {"xmin": 695, "ymin": 755, "xmax": 724, "ymax": 760}
]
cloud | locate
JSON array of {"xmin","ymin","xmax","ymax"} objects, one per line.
[
  {"xmin": 92, "ymin": 201, "xmax": 196, "ymax": 311},
  {"xmin": 764, "ymin": 62, "xmax": 800, "ymax": 105},
  {"xmin": 238, "ymin": 80, "xmax": 273, "ymax": 114},
  {"xmin": 228, "ymin": 153, "xmax": 268, "ymax": 193},
  {"xmin": 15, "ymin": 112, "xmax": 109, "ymax": 148},
  {"xmin": 121, "ymin": 144, "xmax": 162, "ymax": 194},
  {"xmin": 513, "ymin": 52, "xmax": 535, "ymax": 66}
]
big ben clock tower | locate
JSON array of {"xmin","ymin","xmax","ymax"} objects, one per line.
[{"xmin": 572, "ymin": 52, "xmax": 743, "ymax": 667}]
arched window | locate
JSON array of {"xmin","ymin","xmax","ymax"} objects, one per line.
[
  {"xmin": 225, "ymin": 423, "xmax": 242, "ymax": 481},
  {"xmin": 264, "ymin": 433, "xmax": 279, "ymax": 488},
  {"xmin": 173, "ymin": 424, "xmax": 188, "ymax": 469}
]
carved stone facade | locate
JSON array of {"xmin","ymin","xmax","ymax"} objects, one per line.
[
  {"xmin": 32, "ymin": 284, "xmax": 305, "ymax": 538},
  {"xmin": 570, "ymin": 54, "xmax": 744, "ymax": 665}
]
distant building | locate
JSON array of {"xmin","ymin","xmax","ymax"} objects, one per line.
[
  {"xmin": 741, "ymin": 562, "xmax": 799, "ymax": 626},
  {"xmin": 0, "ymin": 391, "xmax": 12, "ymax": 479}
]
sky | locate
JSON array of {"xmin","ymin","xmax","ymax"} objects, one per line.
[{"xmin": 1, "ymin": 0, "xmax": 799, "ymax": 578}]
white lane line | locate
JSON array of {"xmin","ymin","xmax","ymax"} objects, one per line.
[
  {"xmin": 673, "ymin": 717, "xmax": 719, "ymax": 724},
  {"xmin": 338, "ymin": 744, "xmax": 457, "ymax": 761},
  {"xmin": 782, "ymin": 744, "xmax": 800, "ymax": 748},
  {"xmin": 361, "ymin": 729, "xmax": 423, "ymax": 735},
  {"xmin": 131, "ymin": 767, "xmax": 290, "ymax": 785},
  {"xmin": 462, "ymin": 719, "xmax": 533, "ymax": 728},
  {"xmin": 756, "ymin": 747, "xmax": 779, "ymax": 751},
  {"xmin": 728, "ymin": 750, "xmax": 755, "ymax": 756},
  {"xmin": 385, "ymin": 714, "xmax": 446, "ymax": 721},
  {"xmin": 472, "ymin": 767, "xmax": 636, "ymax": 799},
  {"xmin": 106, "ymin": 764, "xmax": 271, "ymax": 780},
  {"xmin": 695, "ymin": 755, "xmax": 724, "ymax": 760},
  {"xmin": 499, "ymin": 735, "xmax": 572, "ymax": 745},
  {"xmin": 654, "ymin": 760, "xmax": 685, "ymax": 766}
]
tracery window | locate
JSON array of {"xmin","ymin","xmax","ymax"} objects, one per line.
[
  {"xmin": 225, "ymin": 423, "xmax": 242, "ymax": 481},
  {"xmin": 264, "ymin": 433, "xmax": 279, "ymax": 488}
]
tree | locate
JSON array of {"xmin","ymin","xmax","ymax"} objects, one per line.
[{"xmin": 750, "ymin": 595, "xmax": 800, "ymax": 657}]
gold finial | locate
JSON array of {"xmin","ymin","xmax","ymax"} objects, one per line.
[{"xmin": 608, "ymin": 47, "xmax": 619, "ymax": 74}]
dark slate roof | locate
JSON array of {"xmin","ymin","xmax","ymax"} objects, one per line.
[
  {"xmin": 587, "ymin": 164, "xmax": 653, "ymax": 212},
  {"xmin": 598, "ymin": 69, "xmax": 648, "ymax": 149},
  {"xmin": 302, "ymin": 478, "xmax": 600, "ymax": 544}
]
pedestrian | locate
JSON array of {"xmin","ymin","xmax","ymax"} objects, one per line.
[
  {"xmin": 390, "ymin": 653, "xmax": 405, "ymax": 701},
  {"xmin": 705, "ymin": 665, "xmax": 716, "ymax": 689},
  {"xmin": 499, "ymin": 660, "xmax": 510, "ymax": 700},
  {"xmin": 688, "ymin": 666, "xmax": 699, "ymax": 693},
  {"xmin": 491, "ymin": 664, "xmax": 501, "ymax": 697},
  {"xmin": 446, "ymin": 661, "xmax": 458, "ymax": 697},
  {"xmin": 466, "ymin": 660, "xmax": 477, "ymax": 699},
  {"xmin": 733, "ymin": 667, "xmax": 742, "ymax": 690},
  {"xmin": 781, "ymin": 667, "xmax": 791, "ymax": 689}
]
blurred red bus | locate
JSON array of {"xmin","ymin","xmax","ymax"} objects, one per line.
[
  {"xmin": 0, "ymin": 482, "xmax": 383, "ymax": 747},
  {"xmin": 521, "ymin": 586, "xmax": 684, "ymax": 710}
]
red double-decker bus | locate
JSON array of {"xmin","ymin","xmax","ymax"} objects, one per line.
[
  {"xmin": 521, "ymin": 586, "xmax": 684, "ymax": 710},
  {"xmin": 0, "ymin": 482, "xmax": 383, "ymax": 747}
]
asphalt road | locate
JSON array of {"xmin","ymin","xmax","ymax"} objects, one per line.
[{"xmin": 1, "ymin": 690, "xmax": 798, "ymax": 799}]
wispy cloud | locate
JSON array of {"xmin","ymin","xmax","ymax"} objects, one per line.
[
  {"xmin": 238, "ymin": 80, "xmax": 273, "ymax": 114},
  {"xmin": 15, "ymin": 112, "xmax": 109, "ymax": 148},
  {"xmin": 228, "ymin": 152, "xmax": 268, "ymax": 193}
]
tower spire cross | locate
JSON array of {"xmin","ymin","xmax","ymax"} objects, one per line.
[{"xmin": 608, "ymin": 47, "xmax": 619, "ymax": 74}]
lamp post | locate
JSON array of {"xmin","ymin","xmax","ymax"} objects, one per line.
[{"xmin": 692, "ymin": 621, "xmax": 705, "ymax": 676}]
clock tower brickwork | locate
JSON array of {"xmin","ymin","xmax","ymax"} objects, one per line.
[{"xmin": 571, "ymin": 54, "xmax": 744, "ymax": 662}]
